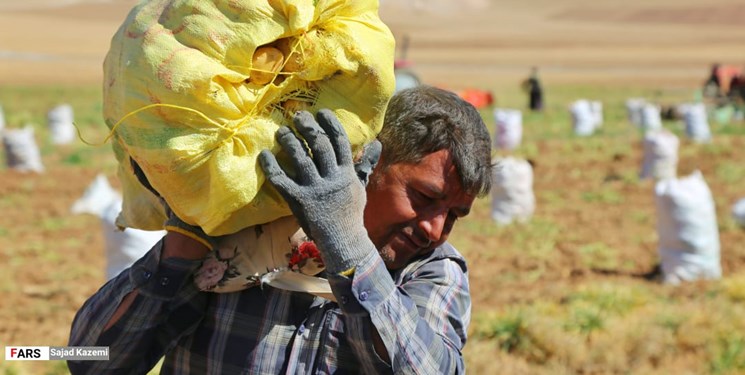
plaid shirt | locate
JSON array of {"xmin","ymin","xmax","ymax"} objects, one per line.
[{"xmin": 68, "ymin": 239, "xmax": 471, "ymax": 374}]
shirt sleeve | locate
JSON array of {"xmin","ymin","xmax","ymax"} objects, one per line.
[
  {"xmin": 327, "ymin": 251, "xmax": 470, "ymax": 374},
  {"xmin": 67, "ymin": 238, "xmax": 207, "ymax": 374}
]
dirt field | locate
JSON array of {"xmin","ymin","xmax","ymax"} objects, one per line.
[
  {"xmin": 3, "ymin": 0, "xmax": 745, "ymax": 87},
  {"xmin": 1, "ymin": 0, "xmax": 744, "ymax": 373}
]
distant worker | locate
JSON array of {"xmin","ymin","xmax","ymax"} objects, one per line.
[
  {"xmin": 728, "ymin": 68, "xmax": 744, "ymax": 101},
  {"xmin": 703, "ymin": 63, "xmax": 723, "ymax": 99},
  {"xmin": 729, "ymin": 67, "xmax": 745, "ymax": 120},
  {"xmin": 522, "ymin": 66, "xmax": 544, "ymax": 112}
]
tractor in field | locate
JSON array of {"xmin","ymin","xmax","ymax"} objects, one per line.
[{"xmin": 393, "ymin": 34, "xmax": 494, "ymax": 110}]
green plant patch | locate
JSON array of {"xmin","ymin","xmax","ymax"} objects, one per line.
[
  {"xmin": 563, "ymin": 304, "xmax": 605, "ymax": 342},
  {"xmin": 721, "ymin": 273, "xmax": 745, "ymax": 302},
  {"xmin": 41, "ymin": 217, "xmax": 67, "ymax": 232},
  {"xmin": 710, "ymin": 336, "xmax": 745, "ymax": 374},
  {"xmin": 564, "ymin": 283, "xmax": 649, "ymax": 316},
  {"xmin": 581, "ymin": 189, "xmax": 624, "ymax": 204},
  {"xmin": 576, "ymin": 242, "xmax": 620, "ymax": 270},
  {"xmin": 714, "ymin": 161, "xmax": 745, "ymax": 184}
]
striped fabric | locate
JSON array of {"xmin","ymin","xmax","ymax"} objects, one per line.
[{"xmin": 68, "ymin": 239, "xmax": 471, "ymax": 374}]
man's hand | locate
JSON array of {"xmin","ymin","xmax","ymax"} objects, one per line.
[
  {"xmin": 354, "ymin": 139, "xmax": 382, "ymax": 187},
  {"xmin": 259, "ymin": 110, "xmax": 377, "ymax": 274}
]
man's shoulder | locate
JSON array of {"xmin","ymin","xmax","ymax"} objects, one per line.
[
  {"xmin": 431, "ymin": 242, "xmax": 466, "ymax": 263},
  {"xmin": 399, "ymin": 242, "xmax": 468, "ymax": 277}
]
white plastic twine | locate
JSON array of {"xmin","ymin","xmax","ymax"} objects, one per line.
[
  {"xmin": 47, "ymin": 104, "xmax": 76, "ymax": 145},
  {"xmin": 2, "ymin": 126, "xmax": 45, "ymax": 173}
]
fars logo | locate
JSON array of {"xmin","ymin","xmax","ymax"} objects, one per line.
[{"xmin": 5, "ymin": 346, "xmax": 50, "ymax": 361}]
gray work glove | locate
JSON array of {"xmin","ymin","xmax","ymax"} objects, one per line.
[
  {"xmin": 259, "ymin": 110, "xmax": 379, "ymax": 275},
  {"xmin": 131, "ymin": 157, "xmax": 220, "ymax": 251},
  {"xmin": 354, "ymin": 139, "xmax": 382, "ymax": 187}
]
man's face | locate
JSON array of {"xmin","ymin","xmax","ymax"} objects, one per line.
[{"xmin": 363, "ymin": 149, "xmax": 475, "ymax": 270}]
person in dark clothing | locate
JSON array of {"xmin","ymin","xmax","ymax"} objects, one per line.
[
  {"xmin": 703, "ymin": 63, "xmax": 723, "ymax": 99},
  {"xmin": 729, "ymin": 69, "xmax": 745, "ymax": 120},
  {"xmin": 523, "ymin": 66, "xmax": 544, "ymax": 112},
  {"xmin": 728, "ymin": 70, "xmax": 744, "ymax": 102}
]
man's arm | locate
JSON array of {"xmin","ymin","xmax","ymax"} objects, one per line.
[
  {"xmin": 67, "ymin": 232, "xmax": 208, "ymax": 374},
  {"xmin": 328, "ymin": 249, "xmax": 469, "ymax": 374}
]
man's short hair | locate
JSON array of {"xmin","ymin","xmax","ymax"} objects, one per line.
[{"xmin": 377, "ymin": 85, "xmax": 493, "ymax": 196}]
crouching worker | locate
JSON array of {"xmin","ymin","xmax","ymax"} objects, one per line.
[{"xmin": 68, "ymin": 85, "xmax": 493, "ymax": 374}]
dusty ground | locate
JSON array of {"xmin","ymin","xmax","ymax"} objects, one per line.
[{"xmin": 1, "ymin": 0, "xmax": 744, "ymax": 372}]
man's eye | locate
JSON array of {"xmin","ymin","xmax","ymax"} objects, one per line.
[
  {"xmin": 447, "ymin": 212, "xmax": 459, "ymax": 224},
  {"xmin": 444, "ymin": 212, "xmax": 458, "ymax": 233},
  {"xmin": 413, "ymin": 190, "xmax": 433, "ymax": 204}
]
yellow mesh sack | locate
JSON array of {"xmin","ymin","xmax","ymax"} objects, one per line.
[{"xmin": 104, "ymin": 0, "xmax": 395, "ymax": 235}]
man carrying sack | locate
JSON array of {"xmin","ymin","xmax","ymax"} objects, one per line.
[
  {"xmin": 69, "ymin": 85, "xmax": 493, "ymax": 374},
  {"xmin": 69, "ymin": 0, "xmax": 493, "ymax": 373}
]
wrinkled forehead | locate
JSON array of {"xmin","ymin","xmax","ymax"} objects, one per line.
[{"xmin": 410, "ymin": 150, "xmax": 476, "ymax": 215}]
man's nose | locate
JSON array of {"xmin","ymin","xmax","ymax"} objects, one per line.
[{"xmin": 418, "ymin": 210, "xmax": 448, "ymax": 244}]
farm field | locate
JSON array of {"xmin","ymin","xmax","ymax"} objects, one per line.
[
  {"xmin": 1, "ymin": 0, "xmax": 745, "ymax": 374},
  {"xmin": 2, "ymin": 83, "xmax": 744, "ymax": 375}
]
